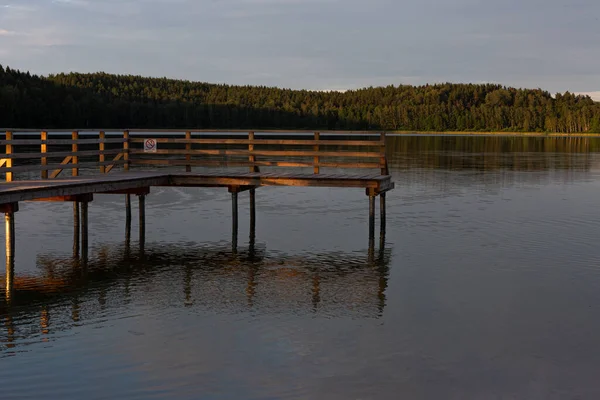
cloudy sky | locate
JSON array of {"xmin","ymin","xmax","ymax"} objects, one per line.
[{"xmin": 0, "ymin": 0, "xmax": 599, "ymax": 97}]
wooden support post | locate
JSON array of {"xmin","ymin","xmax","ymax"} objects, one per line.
[
  {"xmin": 5, "ymin": 131, "xmax": 13, "ymax": 182},
  {"xmin": 73, "ymin": 202, "xmax": 80, "ymax": 258},
  {"xmin": 125, "ymin": 194, "xmax": 131, "ymax": 245},
  {"xmin": 380, "ymin": 192, "xmax": 386, "ymax": 234},
  {"xmin": 232, "ymin": 191, "xmax": 238, "ymax": 254},
  {"xmin": 185, "ymin": 131, "xmax": 192, "ymax": 172},
  {"xmin": 138, "ymin": 194, "xmax": 145, "ymax": 250},
  {"xmin": 5, "ymin": 206, "xmax": 16, "ymax": 303},
  {"xmin": 72, "ymin": 131, "xmax": 79, "ymax": 177},
  {"xmin": 249, "ymin": 188, "xmax": 256, "ymax": 252},
  {"xmin": 380, "ymin": 192, "xmax": 386, "ymax": 250},
  {"xmin": 123, "ymin": 130, "xmax": 130, "ymax": 172},
  {"xmin": 41, "ymin": 131, "xmax": 48, "ymax": 179},
  {"xmin": 314, "ymin": 132, "xmax": 320, "ymax": 174},
  {"xmin": 80, "ymin": 200, "xmax": 89, "ymax": 262},
  {"xmin": 99, "ymin": 131, "xmax": 106, "ymax": 173},
  {"xmin": 369, "ymin": 195, "xmax": 376, "ymax": 241}
]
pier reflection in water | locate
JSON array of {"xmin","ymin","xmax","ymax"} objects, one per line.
[{"xmin": 2, "ymin": 218, "xmax": 390, "ymax": 353}]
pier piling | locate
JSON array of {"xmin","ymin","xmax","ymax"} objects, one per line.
[
  {"xmin": 73, "ymin": 202, "xmax": 80, "ymax": 258},
  {"xmin": 81, "ymin": 200, "xmax": 89, "ymax": 262},
  {"xmin": 138, "ymin": 194, "xmax": 146, "ymax": 250},
  {"xmin": 4, "ymin": 205, "xmax": 16, "ymax": 302},
  {"xmin": 232, "ymin": 191, "xmax": 238, "ymax": 253}
]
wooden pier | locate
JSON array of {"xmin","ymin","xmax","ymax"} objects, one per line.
[{"xmin": 0, "ymin": 130, "xmax": 394, "ymax": 299}]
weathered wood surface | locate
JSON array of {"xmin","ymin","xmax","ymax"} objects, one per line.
[{"xmin": 0, "ymin": 171, "xmax": 393, "ymax": 204}]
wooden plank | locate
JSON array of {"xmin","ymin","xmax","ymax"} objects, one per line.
[
  {"xmin": 130, "ymin": 159, "xmax": 380, "ymax": 169},
  {"xmin": 0, "ymin": 149, "xmax": 123, "ymax": 160},
  {"xmin": 41, "ymin": 131, "xmax": 48, "ymax": 179},
  {"xmin": 0, "ymin": 138, "xmax": 127, "ymax": 145},
  {"xmin": 168, "ymin": 175, "xmax": 383, "ymax": 189},
  {"xmin": 99, "ymin": 187, "xmax": 150, "ymax": 195},
  {"xmin": 1, "ymin": 159, "xmax": 127, "ymax": 174},
  {"xmin": 130, "ymin": 159, "xmax": 255, "ymax": 167},
  {"xmin": 28, "ymin": 194, "xmax": 93, "ymax": 202},
  {"xmin": 49, "ymin": 156, "xmax": 73, "ymax": 178},
  {"xmin": 318, "ymin": 162, "xmax": 381, "ymax": 169},
  {"xmin": 104, "ymin": 153, "xmax": 124, "ymax": 174},
  {"xmin": 129, "ymin": 138, "xmax": 380, "ymax": 146},
  {"xmin": 129, "ymin": 149, "xmax": 380, "ymax": 158},
  {"xmin": 0, "ymin": 174, "xmax": 170, "ymax": 204}
]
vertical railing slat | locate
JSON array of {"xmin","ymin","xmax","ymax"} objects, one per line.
[
  {"xmin": 249, "ymin": 131, "xmax": 256, "ymax": 173},
  {"xmin": 5, "ymin": 131, "xmax": 13, "ymax": 182},
  {"xmin": 99, "ymin": 131, "xmax": 106, "ymax": 173},
  {"xmin": 185, "ymin": 131, "xmax": 191, "ymax": 172},
  {"xmin": 72, "ymin": 131, "xmax": 79, "ymax": 177},
  {"xmin": 123, "ymin": 130, "xmax": 130, "ymax": 172},
  {"xmin": 41, "ymin": 131, "xmax": 48, "ymax": 179}
]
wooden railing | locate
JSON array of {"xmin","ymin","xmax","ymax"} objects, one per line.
[
  {"xmin": 128, "ymin": 131, "xmax": 389, "ymax": 175},
  {"xmin": 0, "ymin": 131, "xmax": 129, "ymax": 182},
  {"xmin": 0, "ymin": 130, "xmax": 389, "ymax": 182}
]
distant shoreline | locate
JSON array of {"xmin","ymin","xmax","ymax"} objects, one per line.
[{"xmin": 387, "ymin": 131, "xmax": 600, "ymax": 137}]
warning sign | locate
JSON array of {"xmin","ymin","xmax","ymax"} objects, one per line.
[{"xmin": 144, "ymin": 138, "xmax": 157, "ymax": 153}]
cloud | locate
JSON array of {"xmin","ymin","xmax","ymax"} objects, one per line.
[
  {"xmin": 576, "ymin": 92, "xmax": 600, "ymax": 101},
  {"xmin": 0, "ymin": 0, "xmax": 598, "ymax": 93}
]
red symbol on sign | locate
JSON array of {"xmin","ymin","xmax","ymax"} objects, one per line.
[{"xmin": 144, "ymin": 139, "xmax": 157, "ymax": 152}]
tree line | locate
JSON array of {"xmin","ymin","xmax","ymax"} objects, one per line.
[{"xmin": 1, "ymin": 64, "xmax": 599, "ymax": 132}]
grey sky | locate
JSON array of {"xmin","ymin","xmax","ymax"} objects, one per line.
[{"xmin": 0, "ymin": 0, "xmax": 599, "ymax": 97}]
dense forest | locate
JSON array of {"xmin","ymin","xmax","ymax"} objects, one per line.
[{"xmin": 1, "ymin": 64, "xmax": 599, "ymax": 132}]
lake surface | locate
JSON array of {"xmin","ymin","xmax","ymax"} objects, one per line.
[{"xmin": 3, "ymin": 135, "xmax": 600, "ymax": 399}]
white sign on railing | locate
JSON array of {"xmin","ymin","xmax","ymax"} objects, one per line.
[{"xmin": 144, "ymin": 138, "xmax": 157, "ymax": 153}]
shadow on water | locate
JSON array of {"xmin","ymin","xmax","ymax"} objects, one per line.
[{"xmin": 0, "ymin": 225, "xmax": 391, "ymax": 355}]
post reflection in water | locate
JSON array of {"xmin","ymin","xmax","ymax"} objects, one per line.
[{"xmin": 0, "ymin": 218, "xmax": 391, "ymax": 353}]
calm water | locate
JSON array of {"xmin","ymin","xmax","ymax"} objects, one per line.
[{"xmin": 3, "ymin": 136, "xmax": 600, "ymax": 399}]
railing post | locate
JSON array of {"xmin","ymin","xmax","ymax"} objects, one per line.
[
  {"xmin": 5, "ymin": 131, "xmax": 13, "ymax": 182},
  {"xmin": 41, "ymin": 131, "xmax": 48, "ymax": 179},
  {"xmin": 249, "ymin": 131, "xmax": 257, "ymax": 173},
  {"xmin": 380, "ymin": 132, "xmax": 388, "ymax": 175},
  {"xmin": 185, "ymin": 131, "xmax": 191, "ymax": 172},
  {"xmin": 314, "ymin": 132, "xmax": 320, "ymax": 174},
  {"xmin": 123, "ymin": 130, "xmax": 130, "ymax": 172},
  {"xmin": 72, "ymin": 131, "xmax": 79, "ymax": 177},
  {"xmin": 99, "ymin": 131, "xmax": 106, "ymax": 173}
]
